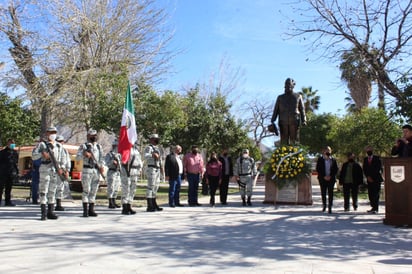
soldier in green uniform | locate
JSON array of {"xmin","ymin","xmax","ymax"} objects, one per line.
[
  {"xmin": 105, "ymin": 140, "xmax": 122, "ymax": 209},
  {"xmin": 234, "ymin": 149, "xmax": 257, "ymax": 206},
  {"xmin": 120, "ymin": 141, "xmax": 143, "ymax": 215},
  {"xmin": 76, "ymin": 129, "xmax": 105, "ymax": 217},
  {"xmin": 32, "ymin": 127, "xmax": 67, "ymax": 220},
  {"xmin": 144, "ymin": 134, "xmax": 163, "ymax": 212}
]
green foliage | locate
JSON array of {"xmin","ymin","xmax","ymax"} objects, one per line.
[
  {"xmin": 300, "ymin": 112, "xmax": 339, "ymax": 155},
  {"xmin": 132, "ymin": 82, "xmax": 256, "ymax": 159},
  {"xmin": 329, "ymin": 108, "xmax": 399, "ymax": 157},
  {"xmin": 0, "ymin": 93, "xmax": 40, "ymax": 145},
  {"xmin": 299, "ymin": 86, "xmax": 320, "ymax": 113},
  {"xmin": 89, "ymin": 72, "xmax": 129, "ymax": 133},
  {"xmin": 134, "ymin": 82, "xmax": 188, "ymax": 146}
]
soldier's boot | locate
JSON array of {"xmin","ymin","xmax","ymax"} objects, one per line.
[
  {"xmin": 122, "ymin": 204, "xmax": 130, "ymax": 215},
  {"xmin": 88, "ymin": 203, "xmax": 98, "ymax": 217},
  {"xmin": 47, "ymin": 204, "xmax": 58, "ymax": 220},
  {"xmin": 247, "ymin": 196, "xmax": 252, "ymax": 206},
  {"xmin": 82, "ymin": 203, "xmax": 89, "ymax": 217},
  {"xmin": 40, "ymin": 204, "xmax": 47, "ymax": 221},
  {"xmin": 113, "ymin": 198, "xmax": 121, "ymax": 208},
  {"xmin": 146, "ymin": 198, "xmax": 155, "ymax": 212},
  {"xmin": 153, "ymin": 198, "xmax": 163, "ymax": 211},
  {"xmin": 55, "ymin": 199, "xmax": 65, "ymax": 211},
  {"xmin": 108, "ymin": 198, "xmax": 116, "ymax": 209},
  {"xmin": 241, "ymin": 196, "xmax": 246, "ymax": 206}
]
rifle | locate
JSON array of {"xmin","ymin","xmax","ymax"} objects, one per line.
[
  {"xmin": 85, "ymin": 143, "xmax": 106, "ymax": 180},
  {"xmin": 44, "ymin": 142, "xmax": 66, "ymax": 181}
]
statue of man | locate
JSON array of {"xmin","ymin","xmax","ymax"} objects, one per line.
[{"xmin": 271, "ymin": 78, "xmax": 306, "ymax": 145}]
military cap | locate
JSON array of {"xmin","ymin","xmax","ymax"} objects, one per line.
[
  {"xmin": 46, "ymin": 126, "xmax": 58, "ymax": 133},
  {"xmin": 242, "ymin": 149, "xmax": 249, "ymax": 154},
  {"xmin": 87, "ymin": 129, "xmax": 97, "ymax": 135},
  {"xmin": 149, "ymin": 133, "xmax": 159, "ymax": 139},
  {"xmin": 56, "ymin": 135, "xmax": 65, "ymax": 142}
]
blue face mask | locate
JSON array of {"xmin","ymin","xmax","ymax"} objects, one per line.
[{"xmin": 10, "ymin": 143, "xmax": 16, "ymax": 150}]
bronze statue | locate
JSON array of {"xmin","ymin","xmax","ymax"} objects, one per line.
[{"xmin": 271, "ymin": 78, "xmax": 306, "ymax": 145}]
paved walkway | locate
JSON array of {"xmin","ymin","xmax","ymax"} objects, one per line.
[{"xmin": 1, "ymin": 182, "xmax": 412, "ymax": 274}]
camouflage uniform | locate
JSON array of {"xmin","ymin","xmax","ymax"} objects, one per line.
[
  {"xmin": 76, "ymin": 129, "xmax": 105, "ymax": 217},
  {"xmin": 105, "ymin": 144, "xmax": 122, "ymax": 209},
  {"xmin": 55, "ymin": 135, "xmax": 71, "ymax": 211},
  {"xmin": 234, "ymin": 149, "xmax": 257, "ymax": 206},
  {"xmin": 120, "ymin": 143, "xmax": 142, "ymax": 215},
  {"xmin": 32, "ymin": 127, "xmax": 67, "ymax": 220},
  {"xmin": 144, "ymin": 134, "xmax": 163, "ymax": 212}
]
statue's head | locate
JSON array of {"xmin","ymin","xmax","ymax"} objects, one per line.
[{"xmin": 284, "ymin": 78, "xmax": 295, "ymax": 94}]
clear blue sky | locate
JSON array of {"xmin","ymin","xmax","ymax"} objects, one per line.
[{"xmin": 156, "ymin": 0, "xmax": 351, "ymax": 115}]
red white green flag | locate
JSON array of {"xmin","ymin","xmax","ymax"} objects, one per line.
[{"xmin": 118, "ymin": 82, "xmax": 137, "ymax": 164}]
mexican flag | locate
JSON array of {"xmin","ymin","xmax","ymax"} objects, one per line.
[{"xmin": 118, "ymin": 82, "xmax": 137, "ymax": 164}]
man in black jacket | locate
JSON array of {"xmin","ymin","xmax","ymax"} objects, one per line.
[
  {"xmin": 218, "ymin": 148, "xmax": 233, "ymax": 205},
  {"xmin": 0, "ymin": 139, "xmax": 19, "ymax": 206},
  {"xmin": 391, "ymin": 124, "xmax": 412, "ymax": 157},
  {"xmin": 363, "ymin": 146, "xmax": 384, "ymax": 214},
  {"xmin": 165, "ymin": 145, "xmax": 184, "ymax": 207},
  {"xmin": 316, "ymin": 146, "xmax": 339, "ymax": 214},
  {"xmin": 339, "ymin": 152, "xmax": 364, "ymax": 212}
]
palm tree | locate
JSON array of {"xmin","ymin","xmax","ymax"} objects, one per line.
[
  {"xmin": 339, "ymin": 47, "xmax": 373, "ymax": 111},
  {"xmin": 299, "ymin": 86, "xmax": 320, "ymax": 114},
  {"xmin": 344, "ymin": 92, "xmax": 357, "ymax": 113}
]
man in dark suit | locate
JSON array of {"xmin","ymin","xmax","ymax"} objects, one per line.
[
  {"xmin": 0, "ymin": 139, "xmax": 19, "ymax": 206},
  {"xmin": 391, "ymin": 124, "xmax": 412, "ymax": 157},
  {"xmin": 316, "ymin": 146, "xmax": 339, "ymax": 214},
  {"xmin": 165, "ymin": 145, "xmax": 184, "ymax": 207},
  {"xmin": 363, "ymin": 146, "xmax": 384, "ymax": 214},
  {"xmin": 218, "ymin": 148, "xmax": 233, "ymax": 205}
]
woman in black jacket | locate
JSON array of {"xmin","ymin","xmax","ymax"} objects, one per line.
[{"xmin": 339, "ymin": 152, "xmax": 364, "ymax": 212}]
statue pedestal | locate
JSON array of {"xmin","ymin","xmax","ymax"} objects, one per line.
[{"xmin": 264, "ymin": 174, "xmax": 313, "ymax": 205}]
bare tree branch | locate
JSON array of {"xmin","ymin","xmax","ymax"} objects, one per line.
[{"xmin": 285, "ymin": 0, "xmax": 412, "ymax": 102}]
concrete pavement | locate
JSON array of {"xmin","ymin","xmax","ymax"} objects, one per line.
[{"xmin": 1, "ymin": 182, "xmax": 412, "ymax": 274}]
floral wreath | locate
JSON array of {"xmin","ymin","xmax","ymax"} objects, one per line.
[{"xmin": 265, "ymin": 145, "xmax": 311, "ymax": 189}]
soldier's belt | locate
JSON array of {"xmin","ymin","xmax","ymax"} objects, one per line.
[
  {"xmin": 148, "ymin": 165, "xmax": 160, "ymax": 169},
  {"xmin": 108, "ymin": 168, "xmax": 117, "ymax": 171},
  {"xmin": 239, "ymin": 173, "xmax": 251, "ymax": 176},
  {"xmin": 41, "ymin": 160, "xmax": 52, "ymax": 164},
  {"xmin": 131, "ymin": 166, "xmax": 140, "ymax": 169}
]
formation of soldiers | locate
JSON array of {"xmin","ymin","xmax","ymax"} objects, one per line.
[{"xmin": 30, "ymin": 127, "xmax": 256, "ymax": 221}]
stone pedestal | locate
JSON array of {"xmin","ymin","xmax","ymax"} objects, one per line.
[{"xmin": 264, "ymin": 174, "xmax": 313, "ymax": 205}]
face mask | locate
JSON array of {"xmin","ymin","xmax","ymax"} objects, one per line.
[
  {"xmin": 367, "ymin": 151, "xmax": 373, "ymax": 156},
  {"xmin": 192, "ymin": 150, "xmax": 198, "ymax": 155},
  {"xmin": 152, "ymin": 139, "xmax": 159, "ymax": 145},
  {"xmin": 325, "ymin": 152, "xmax": 331, "ymax": 157},
  {"xmin": 10, "ymin": 143, "xmax": 16, "ymax": 150},
  {"xmin": 89, "ymin": 136, "xmax": 97, "ymax": 142},
  {"xmin": 242, "ymin": 153, "xmax": 248, "ymax": 158},
  {"xmin": 49, "ymin": 134, "xmax": 57, "ymax": 141}
]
